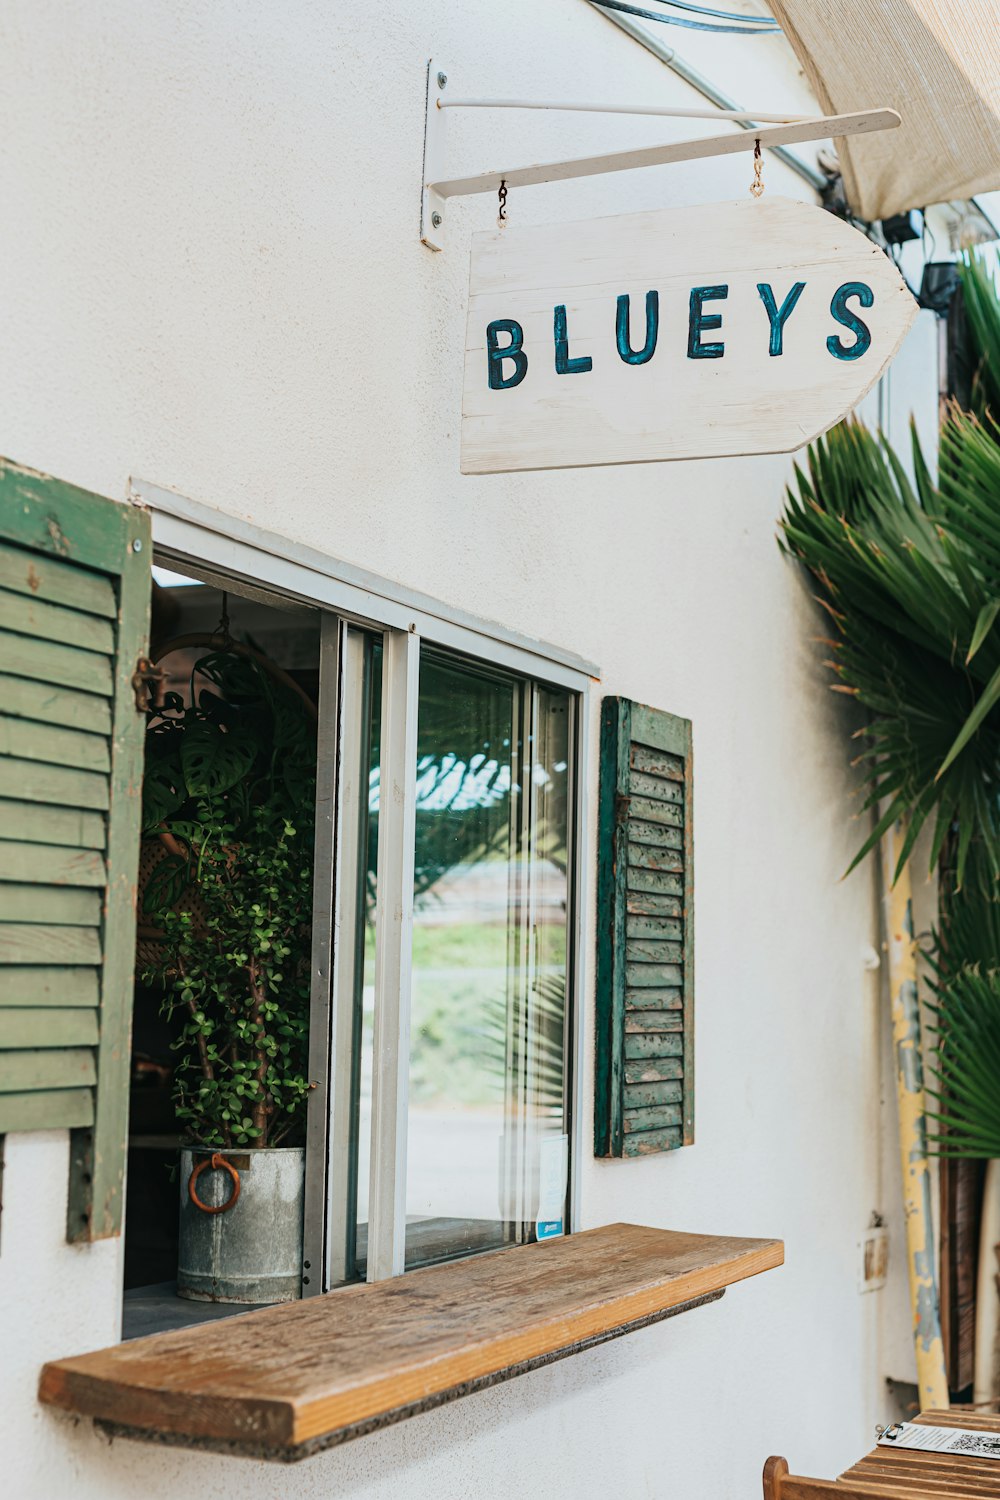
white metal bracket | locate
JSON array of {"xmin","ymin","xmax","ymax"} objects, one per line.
[{"xmin": 419, "ymin": 57, "xmax": 901, "ymax": 250}]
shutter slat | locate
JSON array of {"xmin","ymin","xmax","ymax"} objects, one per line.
[
  {"xmin": 0, "ymin": 1087, "xmax": 94, "ymax": 1133},
  {"xmin": 0, "ymin": 1008, "xmax": 99, "ymax": 1048},
  {"xmin": 0, "ymin": 797, "xmax": 106, "ymax": 849},
  {"xmin": 0, "ymin": 539, "xmax": 116, "ymax": 618},
  {"xmin": 0, "ymin": 628, "xmax": 112, "ymax": 696},
  {"xmin": 0, "ymin": 585, "xmax": 115, "ymax": 655},
  {"xmin": 0, "ymin": 842, "xmax": 106, "ymax": 887},
  {"xmin": 0, "ymin": 715, "xmax": 111, "ymax": 772},
  {"xmin": 0, "ymin": 461, "xmax": 150, "ymax": 1242},
  {"xmin": 0, "ymin": 966, "xmax": 100, "ymax": 1007},
  {"xmin": 0, "ymin": 1047, "xmax": 97, "ymax": 1091},
  {"xmin": 1, "ymin": 884, "xmax": 102, "ymax": 926},
  {"xmin": 0, "ymin": 673, "xmax": 113, "ymax": 736},
  {"xmin": 0, "ymin": 923, "xmax": 102, "ymax": 965},
  {"xmin": 596, "ymin": 696, "xmax": 693, "ymax": 1158},
  {"xmin": 0, "ymin": 756, "xmax": 109, "ymax": 810}
]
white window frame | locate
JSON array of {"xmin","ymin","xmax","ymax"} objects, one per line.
[{"xmin": 133, "ymin": 477, "xmax": 597, "ymax": 1287}]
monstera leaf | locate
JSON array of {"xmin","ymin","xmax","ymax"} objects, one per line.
[{"xmin": 180, "ymin": 720, "xmax": 258, "ymax": 797}]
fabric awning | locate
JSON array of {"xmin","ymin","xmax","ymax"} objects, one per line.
[{"xmin": 766, "ymin": 0, "xmax": 1000, "ymax": 222}]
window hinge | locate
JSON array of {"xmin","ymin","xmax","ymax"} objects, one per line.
[{"xmin": 132, "ymin": 657, "xmax": 164, "ymax": 713}]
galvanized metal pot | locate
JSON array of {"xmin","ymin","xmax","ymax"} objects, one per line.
[{"xmin": 177, "ymin": 1146, "xmax": 304, "ymax": 1304}]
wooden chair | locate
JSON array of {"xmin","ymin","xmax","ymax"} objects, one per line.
[{"xmin": 763, "ymin": 1410, "xmax": 1000, "ymax": 1499}]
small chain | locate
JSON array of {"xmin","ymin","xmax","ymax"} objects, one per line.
[
  {"xmin": 497, "ymin": 178, "xmax": 508, "ymax": 230},
  {"xmin": 749, "ymin": 138, "xmax": 764, "ymax": 199}
]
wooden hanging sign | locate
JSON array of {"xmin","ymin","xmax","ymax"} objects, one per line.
[{"xmin": 460, "ymin": 196, "xmax": 917, "ymax": 474}]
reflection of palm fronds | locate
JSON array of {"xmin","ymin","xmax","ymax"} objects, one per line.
[{"xmin": 480, "ymin": 968, "xmax": 566, "ymax": 1117}]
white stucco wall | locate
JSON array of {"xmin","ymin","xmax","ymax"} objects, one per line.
[{"xmin": 0, "ymin": 2, "xmax": 939, "ymax": 1495}]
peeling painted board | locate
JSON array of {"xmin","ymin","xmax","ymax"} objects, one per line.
[
  {"xmin": 0, "ymin": 1008, "xmax": 99, "ymax": 1048},
  {"xmin": 627, "ymin": 844, "xmax": 683, "ymax": 875},
  {"xmin": 0, "ymin": 586, "xmax": 114, "ymax": 656},
  {"xmin": 626, "ymin": 939, "xmax": 683, "ymax": 964},
  {"xmin": 629, "ymin": 816, "xmax": 683, "ymax": 852},
  {"xmin": 0, "ymin": 629, "xmax": 112, "ymax": 697},
  {"xmin": 627, "ymin": 915, "xmax": 683, "ymax": 941},
  {"xmin": 0, "ymin": 1086, "xmax": 94, "ymax": 1134},
  {"xmin": 0, "ymin": 716, "xmax": 110, "ymax": 773},
  {"xmin": 0, "ymin": 541, "xmax": 116, "ymax": 618},
  {"xmin": 630, "ymin": 705, "xmax": 690, "ymax": 759},
  {"xmin": 623, "ymin": 1126, "xmax": 683, "ymax": 1156},
  {"xmin": 625, "ymin": 963, "xmax": 683, "ymax": 989},
  {"xmin": 0, "ymin": 798, "xmax": 105, "ymax": 849},
  {"xmin": 0, "ymin": 1047, "xmax": 97, "ymax": 1092},
  {"xmin": 0, "ymin": 967, "xmax": 99, "ymax": 1007},
  {"xmin": 0, "ymin": 458, "xmax": 135, "ymax": 577},
  {"xmin": 625, "ymin": 987, "xmax": 683, "ymax": 1011},
  {"xmin": 628, "ymin": 771, "xmax": 684, "ymax": 803},
  {"xmin": 0, "ymin": 675, "xmax": 112, "ymax": 737},
  {"xmin": 626, "ymin": 892, "xmax": 682, "ymax": 919},
  {"xmin": 624, "ymin": 1033, "xmax": 683, "ymax": 1060},
  {"xmin": 626, "ymin": 874, "xmax": 684, "ymax": 901},
  {"xmin": 624, "ymin": 1057, "xmax": 683, "ymax": 1084},
  {"xmin": 625, "ymin": 1080, "xmax": 682, "ymax": 1109},
  {"xmin": 624, "ymin": 1013, "xmax": 683, "ymax": 1034},
  {"xmin": 0, "ymin": 842, "xmax": 106, "ymax": 888},
  {"xmin": 630, "ymin": 745, "xmax": 684, "ymax": 779},
  {"xmin": 0, "ymin": 757, "xmax": 109, "ymax": 811},
  {"xmin": 624, "ymin": 1104, "xmax": 683, "ymax": 1133},
  {"xmin": 1, "ymin": 885, "xmax": 101, "ymax": 926},
  {"xmin": 0, "ymin": 923, "xmax": 102, "ymax": 966}
]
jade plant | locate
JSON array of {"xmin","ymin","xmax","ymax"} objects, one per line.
[{"xmin": 140, "ymin": 648, "xmax": 316, "ymax": 1148}]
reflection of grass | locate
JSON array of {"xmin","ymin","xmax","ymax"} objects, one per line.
[{"xmin": 361, "ymin": 921, "xmax": 567, "ymax": 1107}]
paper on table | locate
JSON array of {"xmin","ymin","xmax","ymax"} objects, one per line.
[{"xmin": 878, "ymin": 1422, "xmax": 1000, "ymax": 1460}]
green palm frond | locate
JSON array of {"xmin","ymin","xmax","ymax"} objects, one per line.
[
  {"xmin": 779, "ymin": 415, "xmax": 1000, "ymax": 886},
  {"xmin": 956, "ymin": 255, "xmax": 1000, "ymax": 422},
  {"xmin": 926, "ymin": 964, "xmax": 1000, "ymax": 1158}
]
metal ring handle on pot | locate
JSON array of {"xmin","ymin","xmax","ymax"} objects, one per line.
[{"xmin": 188, "ymin": 1152, "xmax": 241, "ymax": 1215}]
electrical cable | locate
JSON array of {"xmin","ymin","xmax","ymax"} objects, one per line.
[
  {"xmin": 592, "ymin": 0, "xmax": 780, "ymax": 32},
  {"xmin": 637, "ymin": 0, "xmax": 779, "ymax": 22}
]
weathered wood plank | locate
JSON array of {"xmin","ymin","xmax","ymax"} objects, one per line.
[
  {"xmin": 626, "ymin": 939, "xmax": 683, "ymax": 965},
  {"xmin": 68, "ymin": 497, "xmax": 149, "ymax": 1243},
  {"xmin": 0, "ymin": 628, "xmax": 112, "ymax": 697},
  {"xmin": 0, "ymin": 674, "xmax": 112, "ymax": 736},
  {"xmin": 0, "ymin": 1086, "xmax": 94, "ymax": 1134},
  {"xmin": 630, "ymin": 743, "xmax": 685, "ymax": 780},
  {"xmin": 627, "ymin": 915, "xmax": 683, "ymax": 941},
  {"xmin": 624, "ymin": 1057, "xmax": 683, "ymax": 1084},
  {"xmin": 624, "ymin": 1032, "xmax": 683, "ymax": 1060},
  {"xmin": 0, "ymin": 842, "xmax": 106, "ymax": 888},
  {"xmin": 625, "ymin": 987, "xmax": 683, "ymax": 1011},
  {"xmin": 624, "ymin": 1080, "xmax": 682, "ymax": 1109},
  {"xmin": 0, "ymin": 459, "xmax": 132, "ymax": 576},
  {"xmin": 623, "ymin": 1127, "xmax": 682, "ymax": 1156},
  {"xmin": 0, "ymin": 797, "xmax": 106, "ymax": 849},
  {"xmin": 0, "ymin": 756, "xmax": 109, "ymax": 811},
  {"xmin": 623, "ymin": 1104, "xmax": 683, "ymax": 1133},
  {"xmin": 0, "ymin": 586, "xmax": 114, "ymax": 655},
  {"xmin": 628, "ymin": 815, "xmax": 683, "ymax": 848},
  {"xmin": 627, "ymin": 843, "xmax": 683, "ymax": 874},
  {"xmin": 628, "ymin": 771, "xmax": 684, "ymax": 804},
  {"xmin": 624, "ymin": 1012, "xmax": 683, "ymax": 1034},
  {"xmin": 1, "ymin": 884, "xmax": 101, "ymax": 926},
  {"xmin": 0, "ymin": 540, "xmax": 116, "ymax": 618},
  {"xmin": 626, "ymin": 891, "xmax": 682, "ymax": 919},
  {"xmin": 626, "ymin": 868, "xmax": 683, "ymax": 897},
  {"xmin": 0, "ymin": 1007, "xmax": 99, "ymax": 1048},
  {"xmin": 0, "ymin": 924, "xmax": 101, "ymax": 965},
  {"xmin": 39, "ymin": 1224, "xmax": 783, "ymax": 1454},
  {"xmin": 0, "ymin": 1047, "xmax": 96, "ymax": 1092},
  {"xmin": 0, "ymin": 966, "xmax": 99, "ymax": 1007},
  {"xmin": 625, "ymin": 962, "xmax": 684, "ymax": 989},
  {"xmin": 0, "ymin": 715, "xmax": 110, "ymax": 773}
]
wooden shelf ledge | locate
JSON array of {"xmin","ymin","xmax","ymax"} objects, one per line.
[{"xmin": 39, "ymin": 1222, "xmax": 783, "ymax": 1462}]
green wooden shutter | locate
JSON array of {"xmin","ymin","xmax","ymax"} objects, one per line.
[
  {"xmin": 0, "ymin": 459, "xmax": 150, "ymax": 1239},
  {"xmin": 595, "ymin": 697, "xmax": 694, "ymax": 1158}
]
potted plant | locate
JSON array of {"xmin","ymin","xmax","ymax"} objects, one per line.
[{"xmin": 140, "ymin": 642, "xmax": 316, "ymax": 1303}]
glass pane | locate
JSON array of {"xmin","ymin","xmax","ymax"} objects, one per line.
[{"xmin": 404, "ymin": 656, "xmax": 571, "ymax": 1269}]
